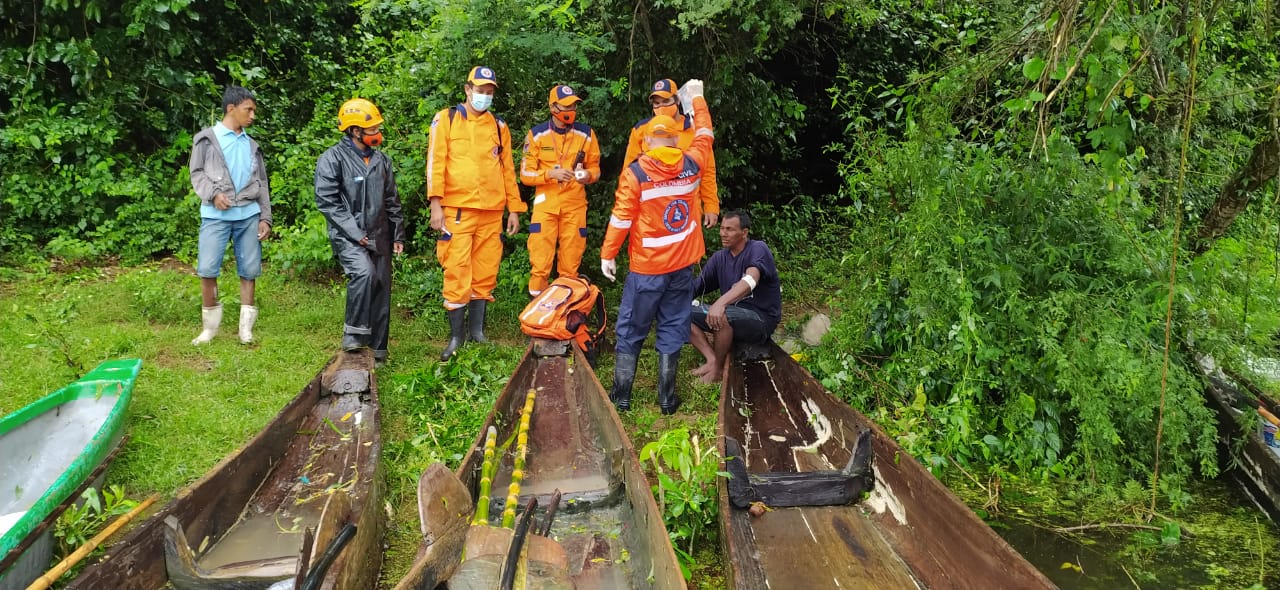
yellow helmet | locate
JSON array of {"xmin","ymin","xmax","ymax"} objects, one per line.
[{"xmin": 338, "ymin": 98, "xmax": 384, "ymax": 131}]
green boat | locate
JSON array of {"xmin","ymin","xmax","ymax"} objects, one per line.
[{"xmin": 0, "ymin": 359, "xmax": 142, "ymax": 590}]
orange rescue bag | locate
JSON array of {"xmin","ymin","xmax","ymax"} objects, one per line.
[{"xmin": 519, "ymin": 276, "xmax": 607, "ymax": 356}]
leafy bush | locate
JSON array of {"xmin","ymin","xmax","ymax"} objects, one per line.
[
  {"xmin": 639, "ymin": 427, "xmax": 724, "ymax": 574},
  {"xmin": 55, "ymin": 486, "xmax": 139, "ymax": 556},
  {"xmin": 271, "ymin": 210, "xmax": 338, "ymax": 278},
  {"xmin": 808, "ymin": 135, "xmax": 1218, "ymax": 503}
]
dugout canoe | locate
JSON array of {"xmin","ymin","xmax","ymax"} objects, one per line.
[
  {"xmin": 393, "ymin": 339, "xmax": 685, "ymax": 590},
  {"xmin": 718, "ymin": 343, "xmax": 1056, "ymax": 589},
  {"xmin": 0, "ymin": 359, "xmax": 141, "ymax": 590},
  {"xmin": 66, "ymin": 350, "xmax": 384, "ymax": 590},
  {"xmin": 1196, "ymin": 354, "xmax": 1280, "ymax": 522}
]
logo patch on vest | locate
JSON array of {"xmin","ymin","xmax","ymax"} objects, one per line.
[{"xmin": 663, "ymin": 199, "xmax": 692, "ymax": 233}]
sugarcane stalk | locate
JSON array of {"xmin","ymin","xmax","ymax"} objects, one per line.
[
  {"xmin": 473, "ymin": 425, "xmax": 499, "ymax": 525},
  {"xmin": 501, "ymin": 389, "xmax": 537, "ymax": 528}
]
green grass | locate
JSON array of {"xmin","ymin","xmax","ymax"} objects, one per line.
[{"xmin": 0, "ymin": 259, "xmax": 726, "ymax": 589}]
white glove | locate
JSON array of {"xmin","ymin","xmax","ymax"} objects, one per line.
[
  {"xmin": 679, "ymin": 79, "xmax": 704, "ymax": 113},
  {"xmin": 601, "ymin": 259, "xmax": 617, "ymax": 282}
]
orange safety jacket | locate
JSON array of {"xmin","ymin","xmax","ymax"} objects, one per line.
[
  {"xmin": 624, "ymin": 113, "xmax": 719, "ymax": 217},
  {"xmin": 603, "ymin": 96, "xmax": 714, "ymax": 275},
  {"xmin": 519, "ymin": 120, "xmax": 602, "ymax": 212},
  {"xmin": 426, "ymin": 104, "xmax": 526, "ymax": 213}
]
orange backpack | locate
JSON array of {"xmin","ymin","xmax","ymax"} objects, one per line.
[{"xmin": 519, "ymin": 276, "xmax": 607, "ymax": 356}]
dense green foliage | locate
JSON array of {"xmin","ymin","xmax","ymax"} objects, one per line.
[
  {"xmin": 801, "ymin": 0, "xmax": 1280, "ymax": 506},
  {"xmin": 5, "ymin": 0, "xmax": 1280, "ymax": 521}
]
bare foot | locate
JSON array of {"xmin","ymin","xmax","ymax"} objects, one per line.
[
  {"xmin": 696, "ymin": 363, "xmax": 722, "ymax": 384},
  {"xmin": 691, "ymin": 362, "xmax": 715, "ymax": 378}
]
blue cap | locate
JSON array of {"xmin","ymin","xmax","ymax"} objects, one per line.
[{"xmin": 468, "ymin": 66, "xmax": 498, "ymax": 87}]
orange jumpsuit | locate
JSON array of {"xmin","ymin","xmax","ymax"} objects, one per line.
[
  {"xmin": 624, "ymin": 113, "xmax": 720, "ymax": 221},
  {"xmin": 427, "ymin": 105, "xmax": 527, "ymax": 309},
  {"xmin": 603, "ymin": 96, "xmax": 714, "ymax": 274},
  {"xmin": 519, "ymin": 120, "xmax": 602, "ymax": 295}
]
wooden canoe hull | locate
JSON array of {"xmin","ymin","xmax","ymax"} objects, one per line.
[
  {"xmin": 717, "ymin": 344, "xmax": 1055, "ymax": 589},
  {"xmin": 66, "ymin": 351, "xmax": 384, "ymax": 590},
  {"xmin": 1199, "ymin": 362, "xmax": 1280, "ymax": 521},
  {"xmin": 0, "ymin": 359, "xmax": 142, "ymax": 590},
  {"xmin": 396, "ymin": 340, "xmax": 685, "ymax": 590}
]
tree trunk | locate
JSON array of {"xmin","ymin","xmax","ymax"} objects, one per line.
[{"xmin": 1192, "ymin": 131, "xmax": 1280, "ymax": 255}]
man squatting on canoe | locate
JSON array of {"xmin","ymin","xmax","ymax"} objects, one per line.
[{"xmin": 688, "ymin": 210, "xmax": 783, "ymax": 383}]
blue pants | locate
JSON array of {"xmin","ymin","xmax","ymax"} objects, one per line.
[
  {"xmin": 196, "ymin": 215, "xmax": 262, "ymax": 279},
  {"xmin": 614, "ymin": 266, "xmax": 694, "ymax": 356}
]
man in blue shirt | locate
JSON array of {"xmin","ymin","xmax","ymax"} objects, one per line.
[
  {"xmin": 689, "ymin": 210, "xmax": 782, "ymax": 383},
  {"xmin": 189, "ymin": 86, "xmax": 273, "ymax": 345}
]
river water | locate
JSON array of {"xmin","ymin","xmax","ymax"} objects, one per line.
[{"xmin": 985, "ymin": 476, "xmax": 1279, "ymax": 589}]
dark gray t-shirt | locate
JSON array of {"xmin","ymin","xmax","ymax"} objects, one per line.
[{"xmin": 693, "ymin": 239, "xmax": 782, "ymax": 332}]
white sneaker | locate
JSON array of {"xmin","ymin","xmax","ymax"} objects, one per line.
[{"xmin": 192, "ymin": 304, "xmax": 222, "ymax": 345}]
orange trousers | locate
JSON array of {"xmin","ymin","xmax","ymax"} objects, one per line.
[
  {"xmin": 436, "ymin": 207, "xmax": 504, "ymax": 309},
  {"xmin": 526, "ymin": 206, "xmax": 588, "ymax": 295}
]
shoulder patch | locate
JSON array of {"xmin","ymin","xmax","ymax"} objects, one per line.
[{"xmin": 633, "ymin": 116, "xmax": 655, "ymax": 130}]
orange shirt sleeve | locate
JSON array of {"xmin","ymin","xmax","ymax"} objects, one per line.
[
  {"xmin": 500, "ymin": 120, "xmax": 526, "ymax": 213},
  {"xmin": 426, "ymin": 109, "xmax": 450, "ymax": 201},
  {"xmin": 601, "ymin": 169, "xmax": 640, "ymax": 260},
  {"xmin": 687, "ymin": 97, "xmax": 715, "ymax": 172},
  {"xmin": 700, "ymin": 144, "xmax": 720, "ymax": 215},
  {"xmin": 623, "ymin": 125, "xmax": 644, "ymax": 167},
  {"xmin": 584, "ymin": 128, "xmax": 603, "ymax": 184},
  {"xmin": 520, "ymin": 129, "xmax": 548, "ymax": 187}
]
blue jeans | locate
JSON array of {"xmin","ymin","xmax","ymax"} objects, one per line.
[
  {"xmin": 197, "ymin": 215, "xmax": 262, "ymax": 279},
  {"xmin": 614, "ymin": 266, "xmax": 694, "ymax": 356}
]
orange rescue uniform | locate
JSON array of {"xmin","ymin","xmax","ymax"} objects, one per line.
[
  {"xmin": 519, "ymin": 120, "xmax": 602, "ymax": 295},
  {"xmin": 603, "ymin": 96, "xmax": 714, "ymax": 275},
  {"xmin": 623, "ymin": 113, "xmax": 720, "ymax": 220},
  {"xmin": 427, "ymin": 105, "xmax": 527, "ymax": 309}
]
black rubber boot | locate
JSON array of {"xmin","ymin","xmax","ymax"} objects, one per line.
[
  {"xmin": 610, "ymin": 352, "xmax": 638, "ymax": 412},
  {"xmin": 440, "ymin": 307, "xmax": 468, "ymax": 362},
  {"xmin": 468, "ymin": 300, "xmax": 489, "ymax": 343},
  {"xmin": 658, "ymin": 351, "xmax": 682, "ymax": 415}
]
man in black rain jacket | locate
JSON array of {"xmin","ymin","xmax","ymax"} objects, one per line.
[{"xmin": 315, "ymin": 97, "xmax": 406, "ymax": 365}]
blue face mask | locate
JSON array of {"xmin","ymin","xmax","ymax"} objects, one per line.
[{"xmin": 470, "ymin": 93, "xmax": 493, "ymax": 112}]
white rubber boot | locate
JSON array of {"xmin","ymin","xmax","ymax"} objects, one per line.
[
  {"xmin": 192, "ymin": 304, "xmax": 222, "ymax": 345},
  {"xmin": 239, "ymin": 304, "xmax": 259, "ymax": 344}
]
